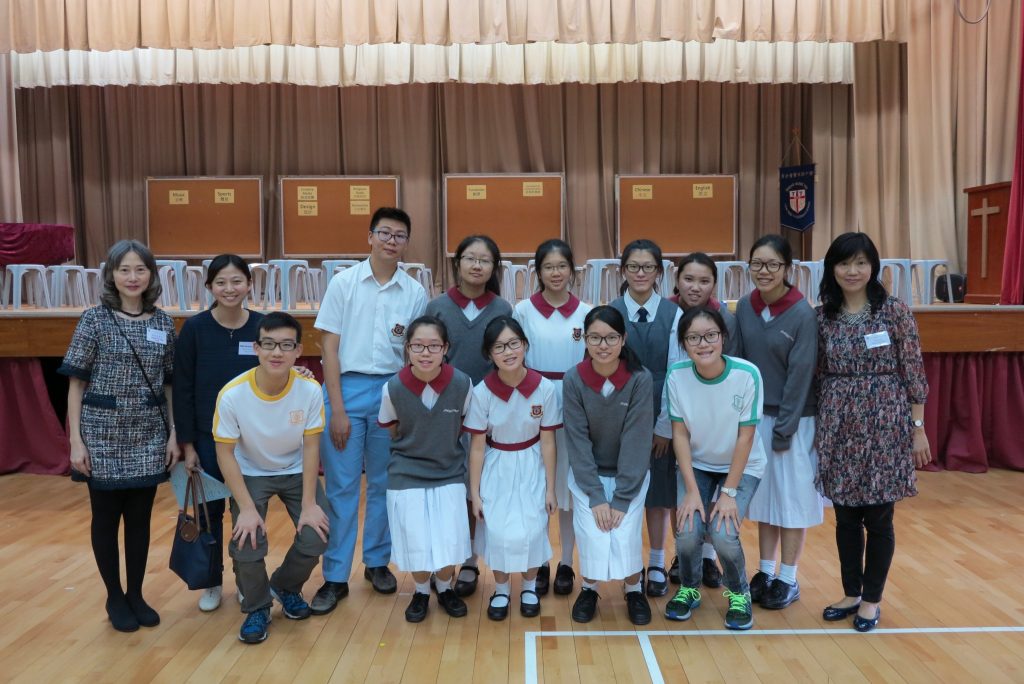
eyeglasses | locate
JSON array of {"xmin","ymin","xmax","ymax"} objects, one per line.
[
  {"xmin": 257, "ymin": 339, "xmax": 298, "ymax": 351},
  {"xmin": 541, "ymin": 263, "xmax": 571, "ymax": 274},
  {"xmin": 748, "ymin": 259, "xmax": 785, "ymax": 273},
  {"xmin": 490, "ymin": 338, "xmax": 524, "ymax": 354},
  {"xmin": 624, "ymin": 263, "xmax": 659, "ymax": 274},
  {"xmin": 683, "ymin": 330, "xmax": 722, "ymax": 346},
  {"xmin": 372, "ymin": 229, "xmax": 410, "ymax": 244},
  {"xmin": 585, "ymin": 333, "xmax": 623, "ymax": 347},
  {"xmin": 460, "ymin": 256, "xmax": 494, "ymax": 268},
  {"xmin": 407, "ymin": 343, "xmax": 445, "ymax": 354}
]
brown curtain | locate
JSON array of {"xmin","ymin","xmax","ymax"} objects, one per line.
[
  {"xmin": 0, "ymin": 53, "xmax": 22, "ymax": 221},
  {"xmin": 16, "ymin": 81, "xmax": 858, "ymax": 275},
  {"xmin": 1, "ymin": 0, "xmax": 909, "ymax": 53}
]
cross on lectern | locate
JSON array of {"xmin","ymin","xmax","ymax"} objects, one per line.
[{"xmin": 970, "ymin": 198, "xmax": 1000, "ymax": 278}]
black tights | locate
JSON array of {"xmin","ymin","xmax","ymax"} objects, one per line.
[
  {"xmin": 834, "ymin": 502, "xmax": 896, "ymax": 604},
  {"xmin": 88, "ymin": 485, "xmax": 157, "ymax": 600}
]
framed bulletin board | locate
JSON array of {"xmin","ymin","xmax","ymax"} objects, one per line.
[
  {"xmin": 444, "ymin": 174, "xmax": 564, "ymax": 256},
  {"xmin": 279, "ymin": 176, "xmax": 400, "ymax": 258},
  {"xmin": 146, "ymin": 177, "xmax": 263, "ymax": 259},
  {"xmin": 616, "ymin": 175, "xmax": 737, "ymax": 256}
]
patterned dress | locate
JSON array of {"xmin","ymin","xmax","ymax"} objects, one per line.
[
  {"xmin": 815, "ymin": 297, "xmax": 928, "ymax": 506},
  {"xmin": 59, "ymin": 306, "xmax": 176, "ymax": 489}
]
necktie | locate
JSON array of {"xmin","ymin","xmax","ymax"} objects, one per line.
[{"xmin": 637, "ymin": 306, "xmax": 649, "ymax": 322}]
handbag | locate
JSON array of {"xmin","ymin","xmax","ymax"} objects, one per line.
[{"xmin": 169, "ymin": 470, "xmax": 223, "ymax": 590}]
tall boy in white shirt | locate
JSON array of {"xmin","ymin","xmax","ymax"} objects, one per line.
[
  {"xmin": 214, "ymin": 312, "xmax": 330, "ymax": 644},
  {"xmin": 310, "ymin": 208, "xmax": 428, "ymax": 614}
]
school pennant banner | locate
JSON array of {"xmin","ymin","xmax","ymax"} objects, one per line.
[{"xmin": 779, "ymin": 164, "xmax": 816, "ymax": 232}]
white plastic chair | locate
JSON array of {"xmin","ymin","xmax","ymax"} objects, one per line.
[
  {"xmin": 583, "ymin": 259, "xmax": 621, "ymax": 305},
  {"xmin": 879, "ymin": 259, "xmax": 913, "ymax": 305},
  {"xmin": 2, "ymin": 264, "xmax": 52, "ymax": 309},
  {"xmin": 791, "ymin": 259, "xmax": 824, "ymax": 304},
  {"xmin": 248, "ymin": 263, "xmax": 271, "ymax": 309},
  {"xmin": 659, "ymin": 260, "xmax": 677, "ymax": 297},
  {"xmin": 716, "ymin": 261, "xmax": 749, "ymax": 302},
  {"xmin": 911, "ymin": 259, "xmax": 953, "ymax": 305},
  {"xmin": 46, "ymin": 265, "xmax": 90, "ymax": 307},
  {"xmin": 399, "ymin": 262, "xmax": 435, "ymax": 298},
  {"xmin": 267, "ymin": 259, "xmax": 313, "ymax": 310},
  {"xmin": 155, "ymin": 259, "xmax": 191, "ymax": 311}
]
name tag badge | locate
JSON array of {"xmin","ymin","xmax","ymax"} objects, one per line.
[
  {"xmin": 864, "ymin": 331, "xmax": 891, "ymax": 349},
  {"xmin": 146, "ymin": 328, "xmax": 168, "ymax": 345},
  {"xmin": 238, "ymin": 341, "xmax": 257, "ymax": 356}
]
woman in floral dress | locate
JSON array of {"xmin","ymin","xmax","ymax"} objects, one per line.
[{"xmin": 815, "ymin": 232, "xmax": 931, "ymax": 633}]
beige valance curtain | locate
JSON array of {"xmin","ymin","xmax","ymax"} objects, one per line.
[{"xmin": 1, "ymin": 0, "xmax": 908, "ymax": 54}]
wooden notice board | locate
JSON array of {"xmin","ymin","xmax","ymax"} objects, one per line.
[
  {"xmin": 444, "ymin": 174, "xmax": 564, "ymax": 256},
  {"xmin": 279, "ymin": 176, "xmax": 400, "ymax": 258},
  {"xmin": 616, "ymin": 175, "xmax": 737, "ymax": 256},
  {"xmin": 146, "ymin": 177, "xmax": 263, "ymax": 258}
]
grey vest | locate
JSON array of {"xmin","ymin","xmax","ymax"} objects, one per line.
[
  {"xmin": 386, "ymin": 368, "xmax": 472, "ymax": 490},
  {"xmin": 425, "ymin": 294, "xmax": 513, "ymax": 384},
  {"xmin": 610, "ymin": 296, "xmax": 676, "ymax": 417}
]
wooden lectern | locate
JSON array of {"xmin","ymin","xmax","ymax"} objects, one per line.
[{"xmin": 963, "ymin": 181, "xmax": 1011, "ymax": 304}]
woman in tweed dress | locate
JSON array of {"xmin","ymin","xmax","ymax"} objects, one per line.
[
  {"xmin": 60, "ymin": 240, "xmax": 180, "ymax": 633},
  {"xmin": 815, "ymin": 232, "xmax": 931, "ymax": 633}
]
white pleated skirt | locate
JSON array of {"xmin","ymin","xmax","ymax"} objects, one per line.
[
  {"xmin": 747, "ymin": 415, "xmax": 824, "ymax": 528},
  {"xmin": 386, "ymin": 483, "xmax": 472, "ymax": 572},
  {"xmin": 480, "ymin": 445, "xmax": 552, "ymax": 573},
  {"xmin": 569, "ymin": 470, "xmax": 649, "ymax": 582}
]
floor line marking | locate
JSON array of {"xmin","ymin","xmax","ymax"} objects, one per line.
[{"xmin": 636, "ymin": 633, "xmax": 665, "ymax": 684}]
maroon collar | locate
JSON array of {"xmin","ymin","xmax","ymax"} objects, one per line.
[
  {"xmin": 576, "ymin": 359, "xmax": 632, "ymax": 394},
  {"xmin": 750, "ymin": 287, "xmax": 803, "ymax": 317},
  {"xmin": 529, "ymin": 291, "xmax": 581, "ymax": 319},
  {"xmin": 670, "ymin": 295, "xmax": 722, "ymax": 312},
  {"xmin": 447, "ymin": 286, "xmax": 497, "ymax": 310},
  {"xmin": 399, "ymin": 363, "xmax": 455, "ymax": 397},
  {"xmin": 483, "ymin": 368, "xmax": 543, "ymax": 402}
]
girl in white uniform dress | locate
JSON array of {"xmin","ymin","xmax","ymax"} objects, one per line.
[
  {"xmin": 466, "ymin": 316, "xmax": 560, "ymax": 621},
  {"xmin": 512, "ymin": 239, "xmax": 591, "ymax": 597}
]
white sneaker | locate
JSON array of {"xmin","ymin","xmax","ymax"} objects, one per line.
[{"xmin": 198, "ymin": 586, "xmax": 223, "ymax": 612}]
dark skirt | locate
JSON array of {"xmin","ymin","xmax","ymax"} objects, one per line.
[{"xmin": 645, "ymin": 444, "xmax": 678, "ymax": 508}]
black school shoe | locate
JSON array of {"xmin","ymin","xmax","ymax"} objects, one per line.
[
  {"xmin": 702, "ymin": 558, "xmax": 723, "ymax": 589},
  {"xmin": 553, "ymin": 563, "xmax": 576, "ymax": 595},
  {"xmin": 106, "ymin": 595, "xmax": 140, "ymax": 633},
  {"xmin": 645, "ymin": 566, "xmax": 669, "ymax": 597},
  {"xmin": 364, "ymin": 566, "xmax": 398, "ymax": 594},
  {"xmin": 748, "ymin": 571, "xmax": 771, "ymax": 604},
  {"xmin": 535, "ymin": 563, "xmax": 551, "ymax": 596},
  {"xmin": 761, "ymin": 578, "xmax": 800, "ymax": 610},
  {"xmin": 853, "ymin": 607, "xmax": 881, "ymax": 632},
  {"xmin": 625, "ymin": 591, "xmax": 652, "ymax": 626},
  {"xmin": 437, "ymin": 589, "xmax": 468, "ymax": 618},
  {"xmin": 571, "ymin": 588, "xmax": 600, "ymax": 623},
  {"xmin": 487, "ymin": 592, "xmax": 510, "ymax": 621},
  {"xmin": 520, "ymin": 590, "xmax": 541, "ymax": 618},
  {"xmin": 310, "ymin": 581, "xmax": 349, "ymax": 615},
  {"xmin": 405, "ymin": 592, "xmax": 430, "ymax": 623},
  {"xmin": 668, "ymin": 556, "xmax": 681, "ymax": 585},
  {"xmin": 453, "ymin": 565, "xmax": 479, "ymax": 597}
]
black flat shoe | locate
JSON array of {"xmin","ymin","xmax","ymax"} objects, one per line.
[
  {"xmin": 364, "ymin": 566, "xmax": 398, "ymax": 594},
  {"xmin": 454, "ymin": 565, "xmax": 479, "ymax": 597},
  {"xmin": 437, "ymin": 589, "xmax": 468, "ymax": 618},
  {"xmin": 106, "ymin": 595, "xmax": 140, "ymax": 633},
  {"xmin": 645, "ymin": 566, "xmax": 668, "ymax": 597},
  {"xmin": 625, "ymin": 590, "xmax": 652, "ymax": 626},
  {"xmin": 571, "ymin": 587, "xmax": 599, "ymax": 623},
  {"xmin": 126, "ymin": 594, "xmax": 160, "ymax": 627},
  {"xmin": 487, "ymin": 593, "xmax": 510, "ymax": 621},
  {"xmin": 761, "ymin": 579, "xmax": 800, "ymax": 610},
  {"xmin": 822, "ymin": 601, "xmax": 861, "ymax": 621},
  {"xmin": 749, "ymin": 571, "xmax": 771, "ymax": 604},
  {"xmin": 520, "ymin": 590, "xmax": 541, "ymax": 618},
  {"xmin": 853, "ymin": 607, "xmax": 881, "ymax": 632},
  {"xmin": 310, "ymin": 581, "xmax": 348, "ymax": 615},
  {"xmin": 668, "ymin": 556, "xmax": 681, "ymax": 585},
  {"xmin": 701, "ymin": 558, "xmax": 722, "ymax": 589},
  {"xmin": 535, "ymin": 563, "xmax": 550, "ymax": 596},
  {"xmin": 405, "ymin": 592, "xmax": 430, "ymax": 623},
  {"xmin": 553, "ymin": 563, "xmax": 575, "ymax": 595}
]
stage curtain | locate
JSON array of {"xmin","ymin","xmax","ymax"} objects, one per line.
[
  {"xmin": 923, "ymin": 353, "xmax": 1024, "ymax": 473},
  {"xmin": 0, "ymin": 53, "xmax": 21, "ymax": 222},
  {"xmin": 906, "ymin": 0, "xmax": 1021, "ymax": 272},
  {"xmin": 0, "ymin": 359, "xmax": 68, "ymax": 476},
  {"xmin": 8, "ymin": 39, "xmax": 853, "ymax": 88},
  {"xmin": 0, "ymin": 0, "xmax": 908, "ymax": 54},
  {"xmin": 0, "ymin": 223, "xmax": 75, "ymax": 264},
  {"xmin": 16, "ymin": 81, "xmax": 861, "ymax": 272},
  {"xmin": 1003, "ymin": 5, "xmax": 1024, "ymax": 305}
]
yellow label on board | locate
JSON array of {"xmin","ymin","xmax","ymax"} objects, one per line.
[
  {"xmin": 692, "ymin": 183, "xmax": 714, "ymax": 199},
  {"xmin": 466, "ymin": 184, "xmax": 487, "ymax": 200},
  {"xmin": 632, "ymin": 184, "xmax": 653, "ymax": 200},
  {"xmin": 297, "ymin": 201, "xmax": 318, "ymax": 216},
  {"xmin": 297, "ymin": 186, "xmax": 317, "ymax": 202},
  {"xmin": 214, "ymin": 189, "xmax": 235, "ymax": 204},
  {"xmin": 522, "ymin": 181, "xmax": 544, "ymax": 197},
  {"xmin": 169, "ymin": 190, "xmax": 189, "ymax": 205},
  {"xmin": 350, "ymin": 185, "xmax": 370, "ymax": 201},
  {"xmin": 350, "ymin": 200, "xmax": 370, "ymax": 215}
]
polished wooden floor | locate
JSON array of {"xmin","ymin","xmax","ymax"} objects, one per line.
[{"xmin": 2, "ymin": 470, "xmax": 1023, "ymax": 683}]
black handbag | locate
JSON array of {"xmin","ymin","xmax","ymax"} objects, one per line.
[{"xmin": 169, "ymin": 470, "xmax": 222, "ymax": 590}]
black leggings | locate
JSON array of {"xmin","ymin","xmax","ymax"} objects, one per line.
[
  {"xmin": 834, "ymin": 502, "xmax": 896, "ymax": 603},
  {"xmin": 88, "ymin": 485, "xmax": 157, "ymax": 599}
]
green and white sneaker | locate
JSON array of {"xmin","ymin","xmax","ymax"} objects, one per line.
[
  {"xmin": 723, "ymin": 590, "xmax": 753, "ymax": 630},
  {"xmin": 664, "ymin": 586, "xmax": 701, "ymax": 621}
]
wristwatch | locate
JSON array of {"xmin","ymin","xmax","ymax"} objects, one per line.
[
  {"xmin": 720, "ymin": 487, "xmax": 738, "ymax": 498},
  {"xmin": 911, "ymin": 418, "xmax": 924, "ymax": 429}
]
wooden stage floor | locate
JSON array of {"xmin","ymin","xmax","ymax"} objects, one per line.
[{"xmin": 2, "ymin": 470, "xmax": 1023, "ymax": 683}]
